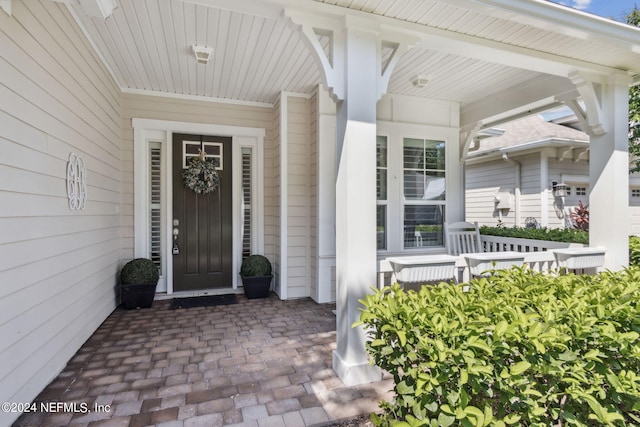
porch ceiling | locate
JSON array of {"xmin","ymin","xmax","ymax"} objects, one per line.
[{"xmin": 67, "ymin": 0, "xmax": 640, "ymax": 109}]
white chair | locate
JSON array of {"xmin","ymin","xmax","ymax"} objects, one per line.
[
  {"xmin": 445, "ymin": 221, "xmax": 483, "ymax": 283},
  {"xmin": 446, "ymin": 221, "xmax": 525, "ymax": 279},
  {"xmin": 445, "ymin": 221, "xmax": 482, "ymax": 256}
]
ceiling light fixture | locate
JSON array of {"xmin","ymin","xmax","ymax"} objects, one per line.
[
  {"xmin": 412, "ymin": 74, "xmax": 430, "ymax": 88},
  {"xmin": 192, "ymin": 45, "xmax": 213, "ymax": 65}
]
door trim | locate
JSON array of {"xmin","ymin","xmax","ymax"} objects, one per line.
[{"xmin": 133, "ymin": 118, "xmax": 265, "ymax": 294}]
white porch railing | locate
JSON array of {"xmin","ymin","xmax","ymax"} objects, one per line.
[
  {"xmin": 480, "ymin": 235, "xmax": 586, "ymax": 253},
  {"xmin": 378, "ymin": 236, "xmax": 590, "ymax": 288}
]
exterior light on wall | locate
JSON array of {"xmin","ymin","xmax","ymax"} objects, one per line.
[{"xmin": 552, "ymin": 181, "xmax": 568, "ymax": 197}]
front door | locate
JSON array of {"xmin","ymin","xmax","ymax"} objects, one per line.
[{"xmin": 172, "ymin": 133, "xmax": 233, "ymax": 291}]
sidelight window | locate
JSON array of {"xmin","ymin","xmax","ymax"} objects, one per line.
[
  {"xmin": 241, "ymin": 147, "xmax": 253, "ymax": 259},
  {"xmin": 149, "ymin": 142, "xmax": 163, "ymax": 270}
]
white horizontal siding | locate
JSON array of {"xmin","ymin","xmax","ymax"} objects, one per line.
[
  {"xmin": 309, "ymin": 90, "xmax": 319, "ymax": 301},
  {"xmin": 286, "ymin": 96, "xmax": 311, "ymax": 299},
  {"xmin": 0, "ymin": 2, "xmax": 122, "ymax": 425},
  {"xmin": 465, "ymin": 159, "xmax": 514, "ymax": 226},
  {"xmin": 517, "ymin": 154, "xmax": 542, "ymax": 226}
]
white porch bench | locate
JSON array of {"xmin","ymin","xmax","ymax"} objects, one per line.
[{"xmin": 377, "ymin": 235, "xmax": 605, "ymax": 288}]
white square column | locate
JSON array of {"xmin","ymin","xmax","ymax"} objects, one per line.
[
  {"xmin": 332, "ymin": 26, "xmax": 384, "ymax": 386},
  {"xmin": 589, "ymin": 77, "xmax": 630, "ymax": 270}
]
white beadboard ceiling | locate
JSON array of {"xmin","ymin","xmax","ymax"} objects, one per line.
[{"xmin": 68, "ymin": 0, "xmax": 640, "ymax": 107}]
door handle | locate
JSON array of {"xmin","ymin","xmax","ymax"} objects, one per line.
[{"xmin": 172, "ymin": 220, "xmax": 180, "ymax": 254}]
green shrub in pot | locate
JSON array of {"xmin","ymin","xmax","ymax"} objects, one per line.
[
  {"xmin": 240, "ymin": 255, "xmax": 272, "ymax": 277},
  {"xmin": 120, "ymin": 258, "xmax": 159, "ymax": 285},
  {"xmin": 119, "ymin": 258, "xmax": 159, "ymax": 309},
  {"xmin": 240, "ymin": 255, "xmax": 272, "ymax": 298}
]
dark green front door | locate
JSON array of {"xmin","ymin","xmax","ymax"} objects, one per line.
[{"xmin": 172, "ymin": 133, "xmax": 232, "ymax": 291}]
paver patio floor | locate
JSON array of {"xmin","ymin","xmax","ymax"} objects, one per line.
[{"xmin": 12, "ymin": 294, "xmax": 394, "ymax": 427}]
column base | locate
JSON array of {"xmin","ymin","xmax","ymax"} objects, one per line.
[{"xmin": 332, "ymin": 350, "xmax": 383, "ymax": 386}]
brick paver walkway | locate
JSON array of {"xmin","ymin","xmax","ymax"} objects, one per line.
[{"xmin": 13, "ymin": 294, "xmax": 393, "ymax": 427}]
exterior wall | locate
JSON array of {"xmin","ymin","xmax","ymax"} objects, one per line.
[
  {"xmin": 272, "ymin": 98, "xmax": 282, "ymax": 295},
  {"xmin": 547, "ymin": 156, "xmax": 591, "ymax": 228},
  {"xmin": 309, "ymin": 91, "xmax": 319, "ymax": 300},
  {"xmin": 466, "ymin": 153, "xmax": 543, "ymax": 228},
  {"xmin": 631, "ymin": 205, "xmax": 640, "ymax": 235},
  {"xmin": 466, "ymin": 151, "xmax": 640, "ymax": 233},
  {"xmin": 120, "ymin": 93, "xmax": 276, "ymax": 279},
  {"xmin": 465, "ymin": 158, "xmax": 514, "ymax": 226},
  {"xmin": 0, "ymin": 2, "xmax": 123, "ymax": 425},
  {"xmin": 519, "ymin": 154, "xmax": 543, "ymax": 226},
  {"xmin": 315, "ymin": 87, "xmax": 338, "ymax": 303},
  {"xmin": 286, "ymin": 95, "xmax": 312, "ymax": 298}
]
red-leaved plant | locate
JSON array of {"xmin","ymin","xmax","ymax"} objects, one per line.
[{"xmin": 570, "ymin": 200, "xmax": 589, "ymax": 231}]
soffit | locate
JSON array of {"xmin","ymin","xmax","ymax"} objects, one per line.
[
  {"xmin": 316, "ymin": 0, "xmax": 640, "ymax": 72},
  {"xmin": 68, "ymin": 0, "xmax": 640, "ymax": 106}
]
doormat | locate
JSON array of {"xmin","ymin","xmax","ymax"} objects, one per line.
[{"xmin": 169, "ymin": 294, "xmax": 238, "ymax": 310}]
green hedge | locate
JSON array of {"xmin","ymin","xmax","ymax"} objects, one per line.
[
  {"xmin": 631, "ymin": 237, "xmax": 640, "ymax": 267},
  {"xmin": 356, "ymin": 268, "xmax": 640, "ymax": 426},
  {"xmin": 480, "ymin": 228, "xmax": 640, "ymax": 267},
  {"xmin": 479, "ymin": 226, "xmax": 588, "ymax": 245}
]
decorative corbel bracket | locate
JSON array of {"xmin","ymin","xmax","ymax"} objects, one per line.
[
  {"xmin": 460, "ymin": 122, "xmax": 483, "ymax": 161},
  {"xmin": 375, "ymin": 30, "xmax": 421, "ymax": 100},
  {"xmin": 558, "ymin": 96, "xmax": 590, "ymax": 133},
  {"xmin": 574, "ymin": 148, "xmax": 589, "ymax": 163},
  {"xmin": 285, "ymin": 10, "xmax": 420, "ymax": 102},
  {"xmin": 557, "ymin": 146, "xmax": 573, "ymax": 162},
  {"xmin": 568, "ymin": 71, "xmax": 606, "ymax": 136},
  {"xmin": 285, "ymin": 11, "xmax": 345, "ymax": 101},
  {"xmin": 1, "ymin": 0, "xmax": 11, "ymax": 16}
]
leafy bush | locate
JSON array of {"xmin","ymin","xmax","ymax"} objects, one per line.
[
  {"xmin": 569, "ymin": 201, "xmax": 590, "ymax": 231},
  {"xmin": 480, "ymin": 225, "xmax": 589, "ymax": 244},
  {"xmin": 240, "ymin": 254, "xmax": 272, "ymax": 277},
  {"xmin": 120, "ymin": 258, "xmax": 159, "ymax": 285},
  {"xmin": 631, "ymin": 237, "xmax": 640, "ymax": 267},
  {"xmin": 356, "ymin": 268, "xmax": 640, "ymax": 426}
]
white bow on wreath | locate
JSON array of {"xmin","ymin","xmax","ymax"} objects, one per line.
[{"xmin": 183, "ymin": 149, "xmax": 220, "ymax": 195}]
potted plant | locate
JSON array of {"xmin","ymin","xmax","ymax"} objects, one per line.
[
  {"xmin": 119, "ymin": 258, "xmax": 159, "ymax": 309},
  {"xmin": 240, "ymin": 255, "xmax": 273, "ymax": 299}
]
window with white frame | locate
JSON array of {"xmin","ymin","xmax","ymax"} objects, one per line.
[
  {"xmin": 403, "ymin": 138, "xmax": 445, "ymax": 249},
  {"xmin": 632, "ymin": 188, "xmax": 640, "ymax": 198},
  {"xmin": 376, "ymin": 136, "xmax": 387, "ymax": 250},
  {"xmin": 575, "ymin": 186, "xmax": 587, "ymax": 196}
]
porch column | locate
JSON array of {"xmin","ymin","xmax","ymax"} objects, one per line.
[
  {"xmin": 332, "ymin": 25, "xmax": 382, "ymax": 386},
  {"xmin": 588, "ymin": 76, "xmax": 630, "ymax": 270}
]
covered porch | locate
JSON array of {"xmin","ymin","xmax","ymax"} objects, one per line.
[
  {"xmin": 3, "ymin": 0, "xmax": 640, "ymax": 425},
  {"xmin": 13, "ymin": 295, "xmax": 393, "ymax": 427}
]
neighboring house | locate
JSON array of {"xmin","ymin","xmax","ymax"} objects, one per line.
[
  {"xmin": 2, "ymin": 0, "xmax": 640, "ymax": 424},
  {"xmin": 464, "ymin": 114, "xmax": 640, "ymax": 234}
]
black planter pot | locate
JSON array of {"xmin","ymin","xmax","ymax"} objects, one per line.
[
  {"xmin": 120, "ymin": 282, "xmax": 157, "ymax": 309},
  {"xmin": 240, "ymin": 274, "xmax": 273, "ymax": 299}
]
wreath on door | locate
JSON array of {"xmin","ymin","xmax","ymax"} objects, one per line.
[{"xmin": 183, "ymin": 150, "xmax": 220, "ymax": 195}]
